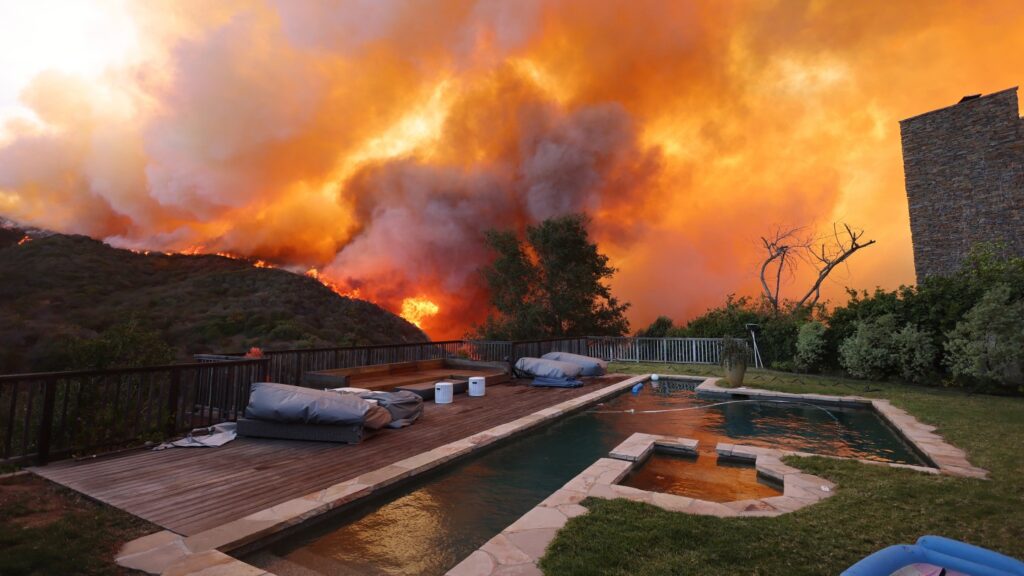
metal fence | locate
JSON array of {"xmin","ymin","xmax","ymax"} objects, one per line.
[
  {"xmin": 586, "ymin": 336, "xmax": 752, "ymax": 365},
  {"xmin": 0, "ymin": 358, "xmax": 268, "ymax": 465},
  {"xmin": 2, "ymin": 336, "xmax": 744, "ymax": 466}
]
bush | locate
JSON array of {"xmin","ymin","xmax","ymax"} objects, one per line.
[
  {"xmin": 675, "ymin": 295, "xmax": 804, "ymax": 368},
  {"xmin": 637, "ymin": 316, "xmax": 674, "ymax": 337},
  {"xmin": 793, "ymin": 321, "xmax": 827, "ymax": 373},
  {"xmin": 945, "ymin": 283, "xmax": 1024, "ymax": 390},
  {"xmin": 892, "ymin": 324, "xmax": 937, "ymax": 383},
  {"xmin": 827, "ymin": 243, "xmax": 1024, "ymax": 377},
  {"xmin": 839, "ymin": 314, "xmax": 898, "ymax": 380}
]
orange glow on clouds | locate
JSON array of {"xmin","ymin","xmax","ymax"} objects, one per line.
[{"xmin": 1, "ymin": 1, "xmax": 1023, "ymax": 338}]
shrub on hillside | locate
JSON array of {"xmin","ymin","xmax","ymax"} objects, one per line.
[
  {"xmin": 33, "ymin": 319, "xmax": 174, "ymax": 372},
  {"xmin": 945, "ymin": 284, "xmax": 1024, "ymax": 390},
  {"xmin": 793, "ymin": 321, "xmax": 827, "ymax": 373},
  {"xmin": 839, "ymin": 314, "xmax": 898, "ymax": 380},
  {"xmin": 892, "ymin": 324, "xmax": 937, "ymax": 384}
]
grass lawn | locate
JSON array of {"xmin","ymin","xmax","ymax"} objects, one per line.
[
  {"xmin": 540, "ymin": 363, "xmax": 1024, "ymax": 575},
  {"xmin": 0, "ymin": 472, "xmax": 156, "ymax": 575}
]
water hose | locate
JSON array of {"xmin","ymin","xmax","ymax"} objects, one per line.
[{"xmin": 589, "ymin": 398, "xmax": 842, "ymax": 422}]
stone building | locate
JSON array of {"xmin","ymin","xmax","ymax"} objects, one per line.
[{"xmin": 899, "ymin": 87, "xmax": 1024, "ymax": 281}]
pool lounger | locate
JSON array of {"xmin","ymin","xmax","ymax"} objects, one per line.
[{"xmin": 237, "ymin": 382, "xmax": 370, "ymax": 443}]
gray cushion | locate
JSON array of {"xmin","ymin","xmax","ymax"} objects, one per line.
[
  {"xmin": 541, "ymin": 352, "xmax": 607, "ymax": 376},
  {"xmin": 244, "ymin": 382, "xmax": 369, "ymax": 425},
  {"xmin": 514, "ymin": 357, "xmax": 583, "ymax": 379}
]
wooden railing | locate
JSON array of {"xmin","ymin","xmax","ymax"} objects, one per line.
[
  {"xmin": 0, "ymin": 358, "xmax": 268, "ymax": 465},
  {"xmin": 3, "ymin": 336, "xmax": 746, "ymax": 466}
]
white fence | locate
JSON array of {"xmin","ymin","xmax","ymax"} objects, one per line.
[{"xmin": 586, "ymin": 337, "xmax": 756, "ymax": 365}]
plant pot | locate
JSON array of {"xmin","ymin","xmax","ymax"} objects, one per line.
[{"xmin": 723, "ymin": 362, "xmax": 746, "ymax": 387}]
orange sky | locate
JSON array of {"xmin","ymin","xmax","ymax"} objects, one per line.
[{"xmin": 1, "ymin": 1, "xmax": 1022, "ymax": 337}]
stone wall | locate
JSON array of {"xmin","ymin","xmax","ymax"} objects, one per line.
[{"xmin": 899, "ymin": 87, "xmax": 1024, "ymax": 281}]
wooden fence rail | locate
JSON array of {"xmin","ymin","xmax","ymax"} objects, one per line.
[
  {"xmin": 3, "ymin": 336, "xmax": 748, "ymax": 466},
  {"xmin": 0, "ymin": 358, "xmax": 268, "ymax": 466}
]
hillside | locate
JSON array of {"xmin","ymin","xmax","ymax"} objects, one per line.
[{"xmin": 0, "ymin": 232, "xmax": 426, "ymax": 373}]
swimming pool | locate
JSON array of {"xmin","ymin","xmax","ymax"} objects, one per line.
[{"xmin": 241, "ymin": 378, "xmax": 922, "ymax": 575}]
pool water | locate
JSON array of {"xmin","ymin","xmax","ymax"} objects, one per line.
[
  {"xmin": 243, "ymin": 379, "xmax": 922, "ymax": 576},
  {"xmin": 622, "ymin": 453, "xmax": 782, "ymax": 502}
]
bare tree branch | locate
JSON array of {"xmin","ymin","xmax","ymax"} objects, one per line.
[
  {"xmin": 757, "ymin": 222, "xmax": 876, "ymax": 313},
  {"xmin": 794, "ymin": 223, "xmax": 876, "ymax": 309},
  {"xmin": 758, "ymin": 227, "xmax": 807, "ymax": 312}
]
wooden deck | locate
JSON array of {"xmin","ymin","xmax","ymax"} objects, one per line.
[{"xmin": 32, "ymin": 377, "xmax": 622, "ymax": 536}]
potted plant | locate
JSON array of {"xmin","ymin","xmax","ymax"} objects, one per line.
[{"xmin": 720, "ymin": 336, "xmax": 749, "ymax": 387}]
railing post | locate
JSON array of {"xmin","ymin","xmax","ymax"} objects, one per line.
[
  {"xmin": 36, "ymin": 377, "xmax": 57, "ymax": 465},
  {"xmin": 166, "ymin": 367, "xmax": 181, "ymax": 437}
]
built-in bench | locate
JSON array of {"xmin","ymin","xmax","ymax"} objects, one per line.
[{"xmin": 302, "ymin": 358, "xmax": 510, "ymax": 399}]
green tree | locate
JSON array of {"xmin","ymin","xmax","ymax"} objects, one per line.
[
  {"xmin": 474, "ymin": 214, "xmax": 630, "ymax": 339},
  {"xmin": 637, "ymin": 316, "xmax": 674, "ymax": 337}
]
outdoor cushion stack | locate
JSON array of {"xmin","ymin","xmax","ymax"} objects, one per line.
[
  {"xmin": 237, "ymin": 382, "xmax": 423, "ymax": 444},
  {"xmin": 514, "ymin": 352, "xmax": 607, "ymax": 388}
]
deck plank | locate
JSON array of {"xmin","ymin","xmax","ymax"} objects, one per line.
[{"xmin": 33, "ymin": 378, "xmax": 621, "ymax": 535}]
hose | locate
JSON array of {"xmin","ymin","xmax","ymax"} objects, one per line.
[{"xmin": 589, "ymin": 398, "xmax": 842, "ymax": 422}]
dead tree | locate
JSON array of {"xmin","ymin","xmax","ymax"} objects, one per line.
[
  {"xmin": 758, "ymin": 227, "xmax": 807, "ymax": 312},
  {"xmin": 759, "ymin": 223, "xmax": 875, "ymax": 312}
]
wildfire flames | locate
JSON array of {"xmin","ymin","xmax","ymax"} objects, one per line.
[
  {"xmin": 1, "ymin": 2, "xmax": 1022, "ymax": 337},
  {"xmin": 400, "ymin": 297, "xmax": 441, "ymax": 329}
]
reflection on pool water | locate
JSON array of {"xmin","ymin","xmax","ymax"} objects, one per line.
[
  {"xmin": 243, "ymin": 378, "xmax": 922, "ymax": 576},
  {"xmin": 622, "ymin": 453, "xmax": 782, "ymax": 502}
]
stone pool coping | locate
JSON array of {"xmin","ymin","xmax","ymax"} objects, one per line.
[
  {"xmin": 448, "ymin": 433, "xmax": 843, "ymax": 576},
  {"xmin": 695, "ymin": 379, "xmax": 988, "ymax": 479},
  {"xmin": 447, "ymin": 377, "xmax": 991, "ymax": 576},
  {"xmin": 113, "ymin": 373, "xmax": 987, "ymax": 575},
  {"xmin": 113, "ymin": 373, "xmax": 649, "ymax": 575}
]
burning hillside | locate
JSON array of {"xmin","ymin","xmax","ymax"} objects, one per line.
[
  {"xmin": 0, "ymin": 233, "xmax": 426, "ymax": 373},
  {"xmin": 1, "ymin": 2, "xmax": 1023, "ymax": 337}
]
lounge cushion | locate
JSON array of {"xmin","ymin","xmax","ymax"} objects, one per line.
[
  {"xmin": 362, "ymin": 404, "xmax": 393, "ymax": 430},
  {"xmin": 514, "ymin": 357, "xmax": 583, "ymax": 379},
  {"xmin": 244, "ymin": 382, "xmax": 369, "ymax": 425},
  {"xmin": 541, "ymin": 352, "xmax": 607, "ymax": 376},
  {"xmin": 358, "ymin": 391, "xmax": 424, "ymax": 428}
]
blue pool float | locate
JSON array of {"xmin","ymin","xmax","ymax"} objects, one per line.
[
  {"xmin": 842, "ymin": 535, "xmax": 1024, "ymax": 576},
  {"xmin": 631, "ymin": 382, "xmax": 643, "ymax": 395}
]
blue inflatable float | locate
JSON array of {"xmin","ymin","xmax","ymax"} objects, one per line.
[{"xmin": 842, "ymin": 535, "xmax": 1024, "ymax": 576}]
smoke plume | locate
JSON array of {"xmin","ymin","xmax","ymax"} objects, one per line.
[{"xmin": 1, "ymin": 0, "xmax": 1022, "ymax": 336}]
